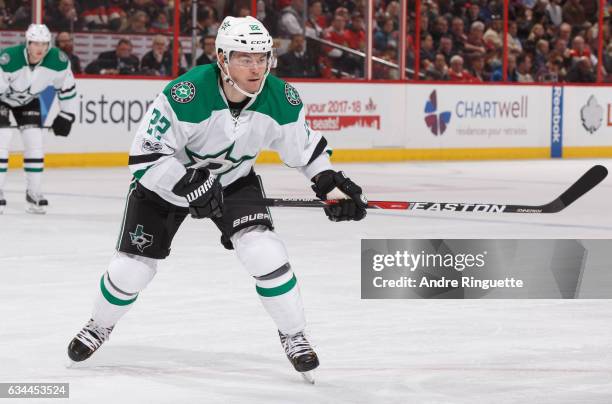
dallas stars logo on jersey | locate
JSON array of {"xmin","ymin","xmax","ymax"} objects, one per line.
[
  {"xmin": 170, "ymin": 81, "xmax": 196, "ymax": 103},
  {"xmin": 284, "ymin": 83, "xmax": 301, "ymax": 106},
  {"xmin": 129, "ymin": 224, "xmax": 153, "ymax": 252}
]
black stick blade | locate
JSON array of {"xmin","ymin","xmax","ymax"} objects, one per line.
[{"xmin": 544, "ymin": 165, "xmax": 608, "ymax": 212}]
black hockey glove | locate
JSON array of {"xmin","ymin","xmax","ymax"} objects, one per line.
[
  {"xmin": 311, "ymin": 170, "xmax": 367, "ymax": 222},
  {"xmin": 52, "ymin": 111, "xmax": 75, "ymax": 137},
  {"xmin": 172, "ymin": 167, "xmax": 223, "ymax": 219}
]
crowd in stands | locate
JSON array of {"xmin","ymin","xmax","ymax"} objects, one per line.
[{"xmin": 0, "ymin": 0, "xmax": 610, "ymax": 82}]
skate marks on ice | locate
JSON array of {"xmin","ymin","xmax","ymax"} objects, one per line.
[{"xmin": 61, "ymin": 345, "xmax": 388, "ymax": 403}]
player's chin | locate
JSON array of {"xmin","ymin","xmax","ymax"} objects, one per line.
[{"xmin": 245, "ymin": 79, "xmax": 262, "ymax": 92}]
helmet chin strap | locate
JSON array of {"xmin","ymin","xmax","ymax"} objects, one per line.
[{"xmin": 217, "ymin": 55, "xmax": 271, "ymax": 98}]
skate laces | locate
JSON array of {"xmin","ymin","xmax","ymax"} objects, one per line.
[
  {"xmin": 281, "ymin": 331, "xmax": 314, "ymax": 358},
  {"xmin": 76, "ymin": 320, "xmax": 113, "ymax": 351}
]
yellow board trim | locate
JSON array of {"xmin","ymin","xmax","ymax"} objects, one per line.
[
  {"xmin": 5, "ymin": 146, "xmax": 610, "ymax": 169},
  {"xmin": 563, "ymin": 146, "xmax": 612, "ymax": 158},
  {"xmin": 8, "ymin": 153, "xmax": 128, "ymax": 168}
]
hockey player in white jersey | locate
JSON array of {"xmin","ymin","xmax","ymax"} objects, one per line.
[
  {"xmin": 0, "ymin": 24, "xmax": 77, "ymax": 214},
  {"xmin": 67, "ymin": 16, "xmax": 367, "ymax": 382}
]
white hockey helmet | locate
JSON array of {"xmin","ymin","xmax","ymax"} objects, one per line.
[
  {"xmin": 26, "ymin": 24, "xmax": 52, "ymax": 44},
  {"xmin": 215, "ymin": 16, "xmax": 274, "ymax": 98}
]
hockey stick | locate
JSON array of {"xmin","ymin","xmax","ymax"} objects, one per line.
[
  {"xmin": 6, "ymin": 125, "xmax": 53, "ymax": 129},
  {"xmin": 225, "ymin": 165, "xmax": 608, "ymax": 214}
]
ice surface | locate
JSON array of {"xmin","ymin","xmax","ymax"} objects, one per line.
[{"xmin": 0, "ymin": 159, "xmax": 611, "ymax": 403}]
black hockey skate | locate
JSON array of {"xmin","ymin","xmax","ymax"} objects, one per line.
[
  {"xmin": 279, "ymin": 330, "xmax": 319, "ymax": 384},
  {"xmin": 0, "ymin": 191, "xmax": 5, "ymax": 214},
  {"xmin": 25, "ymin": 190, "xmax": 48, "ymax": 214},
  {"xmin": 67, "ymin": 319, "xmax": 113, "ymax": 362}
]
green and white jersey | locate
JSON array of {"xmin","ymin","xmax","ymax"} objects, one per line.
[
  {"xmin": 0, "ymin": 44, "xmax": 77, "ymax": 114},
  {"xmin": 129, "ymin": 64, "xmax": 332, "ymax": 207}
]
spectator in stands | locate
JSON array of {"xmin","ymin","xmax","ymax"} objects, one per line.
[
  {"xmin": 278, "ymin": 0, "xmax": 304, "ymax": 38},
  {"xmin": 81, "ymin": 0, "xmax": 109, "ymax": 31},
  {"xmin": 56, "ymin": 31, "xmax": 82, "ymax": 74},
  {"xmin": 448, "ymin": 55, "xmax": 474, "ymax": 81},
  {"xmin": 470, "ymin": 53, "xmax": 489, "ymax": 82},
  {"xmin": 323, "ymin": 14, "xmax": 361, "ymax": 76},
  {"xmin": 0, "ymin": 0, "xmax": 9, "ymax": 29},
  {"xmin": 420, "ymin": 34, "xmax": 436, "ymax": 66},
  {"xmin": 277, "ymin": 34, "xmax": 320, "ymax": 78},
  {"xmin": 582, "ymin": 0, "xmax": 599, "ymax": 20},
  {"xmin": 483, "ymin": 14, "xmax": 503, "ymax": 50},
  {"xmin": 6, "ymin": 0, "xmax": 31, "ymax": 29},
  {"xmin": 507, "ymin": 20, "xmax": 523, "ymax": 54},
  {"xmin": 419, "ymin": 11, "xmax": 430, "ymax": 37},
  {"xmin": 150, "ymin": 11, "xmax": 170, "ymax": 33},
  {"xmin": 373, "ymin": 48, "xmax": 399, "ymax": 80},
  {"xmin": 536, "ymin": 56, "xmax": 562, "ymax": 82},
  {"xmin": 140, "ymin": 35, "xmax": 171, "ymax": 76},
  {"xmin": 85, "ymin": 39, "xmax": 139, "ymax": 75},
  {"xmin": 553, "ymin": 37, "xmax": 572, "ymax": 65},
  {"xmin": 565, "ymin": 56, "xmax": 596, "ymax": 82},
  {"xmin": 438, "ymin": 35, "xmax": 454, "ymax": 63},
  {"xmin": 431, "ymin": 16, "xmax": 449, "ymax": 45},
  {"xmin": 562, "ymin": 0, "xmax": 586, "ymax": 27},
  {"xmin": 524, "ymin": 23, "xmax": 545, "ymax": 54},
  {"xmin": 558, "ymin": 22, "xmax": 572, "ymax": 43},
  {"xmin": 196, "ymin": 35, "xmax": 217, "ymax": 65},
  {"xmin": 347, "ymin": 13, "xmax": 366, "ymax": 52},
  {"xmin": 493, "ymin": 53, "xmax": 518, "ymax": 81},
  {"xmin": 374, "ymin": 17, "xmax": 398, "ymax": 51},
  {"xmin": 450, "ymin": 17, "xmax": 466, "ymax": 53},
  {"xmin": 121, "ymin": 10, "xmax": 149, "ymax": 33},
  {"xmin": 516, "ymin": 53, "xmax": 534, "ymax": 82},
  {"xmin": 106, "ymin": 0, "xmax": 129, "ymax": 31},
  {"xmin": 128, "ymin": 0, "xmax": 160, "ymax": 22},
  {"xmin": 466, "ymin": 2, "xmax": 483, "ymax": 26},
  {"xmin": 44, "ymin": 0, "xmax": 82, "ymax": 32},
  {"xmin": 425, "ymin": 53, "xmax": 449, "ymax": 81},
  {"xmin": 569, "ymin": 35, "xmax": 597, "ymax": 67},
  {"xmin": 323, "ymin": 14, "xmax": 351, "ymax": 54},
  {"xmin": 605, "ymin": 43, "xmax": 612, "ymax": 82},
  {"xmin": 464, "ymin": 21, "xmax": 486, "ymax": 57},
  {"xmin": 534, "ymin": 39, "xmax": 550, "ymax": 70},
  {"xmin": 237, "ymin": 6, "xmax": 251, "ymax": 17},
  {"xmin": 334, "ymin": 7, "xmax": 350, "ymax": 22},
  {"xmin": 383, "ymin": 1, "xmax": 401, "ymax": 28},
  {"xmin": 545, "ymin": 0, "xmax": 563, "ymax": 27},
  {"xmin": 305, "ymin": 0, "xmax": 326, "ymax": 38},
  {"xmin": 196, "ymin": 7, "xmax": 220, "ymax": 37}
]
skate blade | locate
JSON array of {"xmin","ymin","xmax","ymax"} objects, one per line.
[
  {"xmin": 300, "ymin": 371, "xmax": 315, "ymax": 384},
  {"xmin": 26, "ymin": 204, "xmax": 46, "ymax": 214},
  {"xmin": 65, "ymin": 358, "xmax": 87, "ymax": 369}
]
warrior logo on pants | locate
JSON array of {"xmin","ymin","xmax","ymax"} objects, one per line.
[{"xmin": 129, "ymin": 224, "xmax": 153, "ymax": 252}]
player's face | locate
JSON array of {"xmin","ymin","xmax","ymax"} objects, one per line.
[
  {"xmin": 228, "ymin": 51, "xmax": 268, "ymax": 94},
  {"xmin": 27, "ymin": 41, "xmax": 49, "ymax": 64}
]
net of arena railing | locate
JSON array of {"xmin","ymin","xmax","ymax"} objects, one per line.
[{"xmin": 0, "ymin": 0, "xmax": 610, "ymax": 82}]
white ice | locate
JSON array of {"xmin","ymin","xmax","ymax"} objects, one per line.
[{"xmin": 0, "ymin": 159, "xmax": 611, "ymax": 403}]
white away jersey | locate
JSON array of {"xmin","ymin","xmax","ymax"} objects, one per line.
[
  {"xmin": 0, "ymin": 44, "xmax": 77, "ymax": 114},
  {"xmin": 128, "ymin": 64, "xmax": 332, "ymax": 207}
]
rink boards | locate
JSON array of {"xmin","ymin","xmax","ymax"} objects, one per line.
[{"xmin": 5, "ymin": 79, "xmax": 612, "ymax": 168}]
